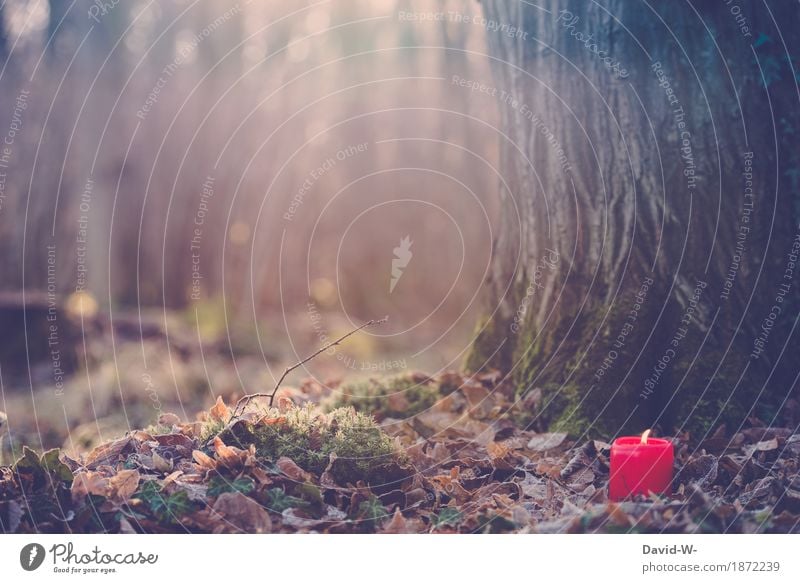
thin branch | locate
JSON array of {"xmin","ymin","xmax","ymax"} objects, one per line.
[{"xmin": 229, "ymin": 317, "xmax": 388, "ymax": 420}]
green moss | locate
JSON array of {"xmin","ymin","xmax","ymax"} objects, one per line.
[
  {"xmin": 199, "ymin": 418, "xmax": 226, "ymax": 443},
  {"xmin": 470, "ymin": 273, "xmax": 793, "ymax": 439},
  {"xmin": 469, "ymin": 278, "xmax": 664, "ymax": 439},
  {"xmin": 226, "ymin": 404, "xmax": 404, "ymax": 486},
  {"xmin": 325, "ymin": 374, "xmax": 439, "ymax": 420},
  {"xmin": 463, "ymin": 313, "xmax": 512, "ymax": 373}
]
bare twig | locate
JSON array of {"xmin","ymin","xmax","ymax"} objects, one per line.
[{"xmin": 229, "ymin": 317, "xmax": 388, "ymax": 421}]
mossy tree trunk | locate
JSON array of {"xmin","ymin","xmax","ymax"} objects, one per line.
[{"xmin": 470, "ymin": 0, "xmax": 800, "ymax": 438}]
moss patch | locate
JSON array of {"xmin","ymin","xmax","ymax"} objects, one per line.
[
  {"xmin": 222, "ymin": 404, "xmax": 404, "ymax": 486},
  {"xmin": 463, "ymin": 313, "xmax": 513, "ymax": 373},
  {"xmin": 324, "ymin": 374, "xmax": 440, "ymax": 420}
]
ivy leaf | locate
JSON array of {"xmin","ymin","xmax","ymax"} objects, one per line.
[
  {"xmin": 40, "ymin": 449, "xmax": 74, "ymax": 482},
  {"xmin": 13, "ymin": 446, "xmax": 43, "ymax": 476},
  {"xmin": 265, "ymin": 488, "xmax": 307, "ymax": 513},
  {"xmin": 355, "ymin": 495, "xmax": 388, "ymax": 530},
  {"xmin": 162, "ymin": 490, "xmax": 194, "ymax": 518},
  {"xmin": 134, "ymin": 480, "xmax": 162, "ymax": 507},
  {"xmin": 433, "ymin": 507, "xmax": 463, "ymax": 528},
  {"xmin": 207, "ymin": 476, "xmax": 255, "ymax": 498},
  {"xmin": 139, "ymin": 482, "xmax": 194, "ymax": 521}
]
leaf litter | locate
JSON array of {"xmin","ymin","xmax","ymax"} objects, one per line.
[{"xmin": 1, "ymin": 370, "xmax": 799, "ymax": 533}]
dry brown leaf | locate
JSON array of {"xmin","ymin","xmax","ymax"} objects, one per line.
[
  {"xmin": 461, "ymin": 381, "xmax": 490, "ymax": 407},
  {"xmin": 461, "ymin": 382, "xmax": 494, "ymax": 418},
  {"xmin": 527, "ymin": 432, "xmax": 568, "ymax": 452},
  {"xmin": 487, "ymin": 440, "xmax": 511, "ymax": 460},
  {"xmin": 213, "ymin": 437, "xmax": 243, "ymax": 470},
  {"xmin": 430, "ymin": 441, "xmax": 450, "ymax": 463},
  {"xmin": 382, "ymin": 508, "xmax": 414, "ymax": 533},
  {"xmin": 277, "ymin": 396, "xmax": 294, "ymax": 413},
  {"xmin": 276, "ymin": 457, "xmax": 313, "ymax": 482},
  {"xmin": 212, "ymin": 492, "xmax": 271, "ymax": 533},
  {"xmin": 250, "ymin": 466, "xmax": 274, "ymax": 487},
  {"xmin": 153, "ymin": 451, "xmax": 174, "ymax": 473},
  {"xmin": 281, "ymin": 506, "xmax": 346, "ymax": 529},
  {"xmin": 192, "ymin": 449, "xmax": 217, "ymax": 470},
  {"xmin": 108, "ymin": 469, "xmax": 140, "ymax": 501},
  {"xmin": 560, "ymin": 440, "xmax": 597, "ymax": 481},
  {"xmin": 152, "ymin": 433, "xmax": 194, "ymax": 449},
  {"xmin": 536, "ymin": 460, "xmax": 562, "ymax": 480},
  {"xmin": 518, "ymin": 474, "xmax": 548, "ymax": 500},
  {"xmin": 129, "ymin": 430, "xmax": 153, "ymax": 442},
  {"xmin": 209, "ymin": 396, "xmax": 230, "ymax": 422},
  {"xmin": 71, "ymin": 471, "xmax": 109, "ymax": 501},
  {"xmin": 749, "ymin": 438, "xmax": 779, "ymax": 454},
  {"xmin": 162, "ymin": 470, "xmax": 184, "ymax": 486},
  {"xmin": 679, "ymin": 454, "xmax": 718, "ymax": 489},
  {"xmin": 85, "ymin": 436, "xmax": 133, "ymax": 469}
]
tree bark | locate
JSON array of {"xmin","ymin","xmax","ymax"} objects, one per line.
[{"xmin": 470, "ymin": 0, "xmax": 800, "ymax": 438}]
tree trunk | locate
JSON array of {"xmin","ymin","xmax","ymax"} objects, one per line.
[{"xmin": 470, "ymin": 0, "xmax": 800, "ymax": 438}]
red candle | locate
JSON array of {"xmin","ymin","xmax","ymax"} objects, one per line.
[{"xmin": 609, "ymin": 430, "xmax": 674, "ymax": 501}]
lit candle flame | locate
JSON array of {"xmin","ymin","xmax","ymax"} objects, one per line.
[{"xmin": 640, "ymin": 429, "xmax": 651, "ymax": 444}]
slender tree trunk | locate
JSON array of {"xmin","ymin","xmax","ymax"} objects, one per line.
[{"xmin": 469, "ymin": 0, "xmax": 800, "ymax": 438}]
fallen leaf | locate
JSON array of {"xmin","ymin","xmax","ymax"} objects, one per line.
[
  {"xmin": 381, "ymin": 508, "xmax": 414, "ymax": 533},
  {"xmin": 518, "ymin": 474, "xmax": 548, "ymax": 500},
  {"xmin": 153, "ymin": 451, "xmax": 174, "ymax": 473},
  {"xmin": 71, "ymin": 471, "xmax": 109, "ymax": 501},
  {"xmin": 678, "ymin": 454, "xmax": 718, "ymax": 489},
  {"xmin": 460, "ymin": 382, "xmax": 494, "ymax": 418},
  {"xmin": 747, "ymin": 438, "xmax": 778, "ymax": 455},
  {"xmin": 209, "ymin": 396, "xmax": 230, "ymax": 422},
  {"xmin": 281, "ymin": 505, "xmax": 346, "ymax": 529},
  {"xmin": 487, "ymin": 440, "xmax": 511, "ymax": 460},
  {"xmin": 108, "ymin": 469, "xmax": 140, "ymax": 501},
  {"xmin": 152, "ymin": 433, "xmax": 194, "ymax": 450},
  {"xmin": 212, "ymin": 492, "xmax": 271, "ymax": 533},
  {"xmin": 85, "ymin": 437, "xmax": 133, "ymax": 469},
  {"xmin": 277, "ymin": 396, "xmax": 294, "ymax": 413},
  {"xmin": 162, "ymin": 470, "xmax": 183, "ymax": 486},
  {"xmin": 560, "ymin": 441, "xmax": 597, "ymax": 481},
  {"xmin": 276, "ymin": 457, "xmax": 313, "ymax": 482},
  {"xmin": 192, "ymin": 450, "xmax": 217, "ymax": 470},
  {"xmin": 527, "ymin": 432, "xmax": 568, "ymax": 452},
  {"xmin": 212, "ymin": 437, "xmax": 244, "ymax": 470}
]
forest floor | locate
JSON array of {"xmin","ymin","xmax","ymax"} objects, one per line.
[{"xmin": 2, "ymin": 369, "xmax": 800, "ymax": 534}]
